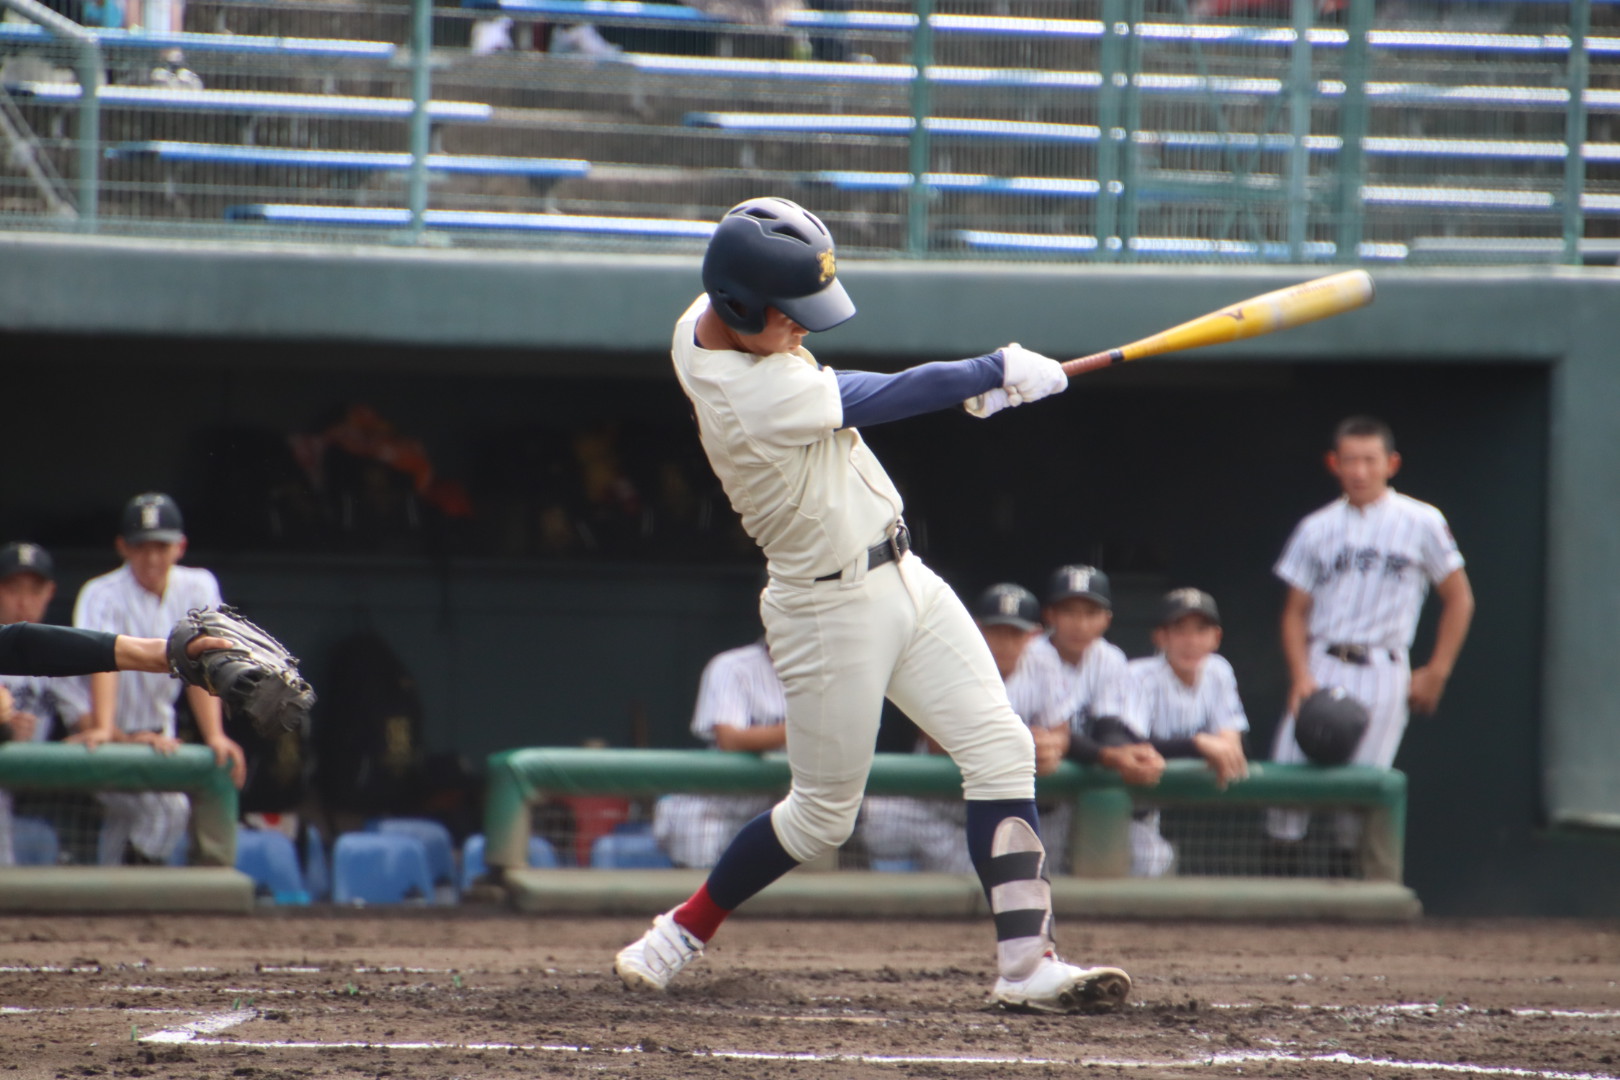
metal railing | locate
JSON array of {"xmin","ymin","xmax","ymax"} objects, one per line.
[{"xmin": 0, "ymin": 0, "xmax": 1611, "ymax": 263}]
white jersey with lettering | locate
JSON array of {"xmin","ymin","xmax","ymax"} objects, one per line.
[
  {"xmin": 655, "ymin": 642, "xmax": 786, "ymax": 868},
  {"xmin": 671, "ymin": 296, "xmax": 1035, "ymax": 865},
  {"xmin": 1268, "ymin": 487, "xmax": 1465, "ymax": 842},
  {"xmin": 1128, "ymin": 654, "xmax": 1249, "ymax": 740},
  {"xmin": 1024, "ymin": 634, "xmax": 1145, "ymax": 739},
  {"xmin": 73, "ymin": 563, "xmax": 222, "ymax": 736},
  {"xmin": 0, "ymin": 673, "xmax": 89, "ymax": 741}
]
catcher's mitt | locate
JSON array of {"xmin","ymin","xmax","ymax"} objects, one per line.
[{"xmin": 168, "ymin": 606, "xmax": 315, "ymax": 737}]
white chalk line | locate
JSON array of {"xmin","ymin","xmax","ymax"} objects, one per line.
[
  {"xmin": 1208, "ymin": 1002, "xmax": 1620, "ymax": 1021},
  {"xmin": 139, "ymin": 1009, "xmax": 258, "ymax": 1044},
  {"xmin": 0, "ymin": 1006, "xmax": 188, "ymax": 1016}
]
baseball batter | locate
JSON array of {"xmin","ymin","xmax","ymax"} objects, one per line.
[
  {"xmin": 614, "ymin": 197, "xmax": 1131, "ymax": 1014},
  {"xmin": 1267, "ymin": 416, "xmax": 1474, "ymax": 845}
]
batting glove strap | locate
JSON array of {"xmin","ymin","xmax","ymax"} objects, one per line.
[
  {"xmin": 999, "ymin": 343, "xmax": 1068, "ymax": 406},
  {"xmin": 964, "ymin": 387, "xmax": 1011, "ymax": 418}
]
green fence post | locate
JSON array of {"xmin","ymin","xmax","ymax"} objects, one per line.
[
  {"xmin": 1286, "ymin": 0, "xmax": 1314, "ymax": 262},
  {"xmin": 906, "ymin": 0, "xmax": 935, "ymax": 256},
  {"xmin": 1563, "ymin": 0, "xmax": 1591, "ymax": 265},
  {"xmin": 1096, "ymin": 0, "xmax": 1126, "ymax": 259},
  {"xmin": 406, "ymin": 0, "xmax": 433, "ymax": 243},
  {"xmin": 0, "ymin": 0, "xmax": 101, "ymax": 228},
  {"xmin": 1334, "ymin": 0, "xmax": 1372, "ymax": 262},
  {"xmin": 1070, "ymin": 783, "xmax": 1132, "ymax": 877}
]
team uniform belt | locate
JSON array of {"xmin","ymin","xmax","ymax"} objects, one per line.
[
  {"xmin": 815, "ymin": 522, "xmax": 911, "ymax": 582},
  {"xmin": 1323, "ymin": 642, "xmax": 1399, "ymax": 666}
]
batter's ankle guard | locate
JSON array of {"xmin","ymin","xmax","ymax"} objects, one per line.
[{"xmin": 985, "ymin": 817, "xmax": 1055, "ymax": 981}]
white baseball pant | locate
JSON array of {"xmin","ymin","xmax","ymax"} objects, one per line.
[{"xmin": 761, "ymin": 553, "xmax": 1035, "ymax": 864}]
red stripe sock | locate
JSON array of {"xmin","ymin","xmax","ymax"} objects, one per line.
[{"xmin": 672, "ymin": 882, "xmax": 731, "ymax": 943}]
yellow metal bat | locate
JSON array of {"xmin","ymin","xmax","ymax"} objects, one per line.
[{"xmin": 1062, "ymin": 270, "xmax": 1376, "ymax": 376}]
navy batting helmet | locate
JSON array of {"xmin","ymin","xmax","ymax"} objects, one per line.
[
  {"xmin": 702, "ymin": 197, "xmax": 856, "ymax": 335},
  {"xmin": 1294, "ymin": 686, "xmax": 1370, "ymax": 766}
]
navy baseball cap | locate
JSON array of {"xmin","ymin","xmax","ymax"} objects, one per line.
[
  {"xmin": 0, "ymin": 542, "xmax": 54, "ymax": 582},
  {"xmin": 1158, "ymin": 587, "xmax": 1221, "ymax": 628},
  {"xmin": 1044, "ymin": 565, "xmax": 1111, "ymax": 610},
  {"xmin": 972, "ymin": 583, "xmax": 1042, "ymax": 632},
  {"xmin": 121, "ymin": 492, "xmax": 185, "ymax": 544}
]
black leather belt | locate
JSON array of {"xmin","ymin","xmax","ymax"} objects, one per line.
[
  {"xmin": 1324, "ymin": 643, "xmax": 1397, "ymax": 666},
  {"xmin": 816, "ymin": 523, "xmax": 911, "ymax": 581}
]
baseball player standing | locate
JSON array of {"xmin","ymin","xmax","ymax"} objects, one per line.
[
  {"xmin": 653, "ymin": 636, "xmax": 787, "ymax": 868},
  {"xmin": 1267, "ymin": 416, "xmax": 1475, "ymax": 851},
  {"xmin": 74, "ymin": 493, "xmax": 246, "ymax": 865},
  {"xmin": 614, "ymin": 197, "xmax": 1131, "ymax": 1014}
]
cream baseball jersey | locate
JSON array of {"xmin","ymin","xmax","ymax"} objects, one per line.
[{"xmin": 671, "ymin": 295, "xmax": 902, "ymax": 582}]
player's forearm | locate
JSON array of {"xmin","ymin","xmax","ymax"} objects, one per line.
[
  {"xmin": 0, "ymin": 623, "xmax": 120, "ymax": 677},
  {"xmin": 713, "ymin": 722, "xmax": 788, "ymax": 753},
  {"xmin": 1149, "ymin": 735, "xmax": 1201, "ymax": 759},
  {"xmin": 1425, "ymin": 581, "xmax": 1476, "ymax": 679},
  {"xmin": 834, "ymin": 354, "xmax": 1003, "ymax": 428},
  {"xmin": 1280, "ymin": 595, "xmax": 1313, "ymax": 683},
  {"xmin": 186, "ymin": 685, "xmax": 226, "ymax": 742},
  {"xmin": 113, "ymin": 635, "xmax": 171, "ymax": 674},
  {"xmin": 87, "ymin": 671, "xmax": 119, "ymax": 735}
]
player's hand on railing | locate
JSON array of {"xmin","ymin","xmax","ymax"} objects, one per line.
[
  {"xmin": 205, "ymin": 734, "xmax": 248, "ymax": 789},
  {"xmin": 1193, "ymin": 731, "xmax": 1249, "ymax": 789},
  {"xmin": 1032, "ymin": 726, "xmax": 1069, "ymax": 776},
  {"xmin": 1099, "ymin": 743, "xmax": 1165, "ymax": 787}
]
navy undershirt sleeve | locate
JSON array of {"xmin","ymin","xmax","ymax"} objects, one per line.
[
  {"xmin": 0, "ymin": 623, "xmax": 120, "ymax": 677},
  {"xmin": 835, "ymin": 353, "xmax": 1004, "ymax": 429}
]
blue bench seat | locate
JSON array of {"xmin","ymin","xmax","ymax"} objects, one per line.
[
  {"xmin": 952, "ymin": 229, "xmax": 1410, "ymax": 262},
  {"xmin": 461, "ymin": 0, "xmax": 1619, "ymax": 56},
  {"xmin": 5, "ymin": 83, "xmax": 494, "ymax": 122},
  {"xmin": 686, "ymin": 113, "xmax": 1102, "ymax": 143},
  {"xmin": 0, "ymin": 24, "xmax": 394, "ymax": 58},
  {"xmin": 225, "ymin": 204, "xmax": 715, "ymax": 236},
  {"xmin": 108, "ymin": 141, "xmax": 590, "ymax": 178},
  {"xmin": 810, "ymin": 171, "xmax": 1100, "ymax": 198}
]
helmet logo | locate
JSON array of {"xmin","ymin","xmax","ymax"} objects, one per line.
[{"xmin": 817, "ymin": 249, "xmax": 837, "ymax": 284}]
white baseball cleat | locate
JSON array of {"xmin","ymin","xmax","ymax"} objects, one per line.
[
  {"xmin": 614, "ymin": 911, "xmax": 704, "ymax": 992},
  {"xmin": 990, "ymin": 953, "xmax": 1132, "ymax": 1014}
]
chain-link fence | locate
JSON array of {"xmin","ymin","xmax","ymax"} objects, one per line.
[{"xmin": 1, "ymin": 0, "xmax": 1612, "ymax": 261}]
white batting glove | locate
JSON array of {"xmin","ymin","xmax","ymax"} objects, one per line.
[
  {"xmin": 963, "ymin": 388, "xmax": 1010, "ymax": 418},
  {"xmin": 999, "ymin": 343, "xmax": 1068, "ymax": 407}
]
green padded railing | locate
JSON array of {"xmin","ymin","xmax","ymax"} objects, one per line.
[
  {"xmin": 0, "ymin": 743, "xmax": 240, "ymax": 866},
  {"xmin": 483, "ymin": 749, "xmax": 1407, "ymax": 881}
]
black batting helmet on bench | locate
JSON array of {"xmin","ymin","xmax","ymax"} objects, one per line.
[
  {"xmin": 702, "ymin": 197, "xmax": 856, "ymax": 335},
  {"xmin": 1294, "ymin": 686, "xmax": 1370, "ymax": 766}
]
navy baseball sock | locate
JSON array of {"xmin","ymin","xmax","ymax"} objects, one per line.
[
  {"xmin": 674, "ymin": 811, "xmax": 799, "ymax": 940},
  {"xmin": 965, "ymin": 799, "xmax": 1042, "ymax": 900}
]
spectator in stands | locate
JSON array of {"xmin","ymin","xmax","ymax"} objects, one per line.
[
  {"xmin": 652, "ymin": 631, "xmax": 786, "ymax": 868},
  {"xmin": 74, "ymin": 493, "xmax": 245, "ymax": 866},
  {"xmin": 1126, "ymin": 588, "xmax": 1250, "ymax": 876},
  {"xmin": 0, "ymin": 542, "xmax": 91, "ymax": 866},
  {"xmin": 860, "ymin": 583, "xmax": 1071, "ymax": 873}
]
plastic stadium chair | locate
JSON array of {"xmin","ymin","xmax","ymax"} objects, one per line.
[
  {"xmin": 303, "ymin": 824, "xmax": 331, "ymax": 902},
  {"xmin": 234, "ymin": 828, "xmax": 311, "ymax": 905},
  {"xmin": 869, "ymin": 858, "xmax": 919, "ymax": 873},
  {"xmin": 459, "ymin": 833, "xmax": 560, "ymax": 891},
  {"xmin": 11, "ymin": 816, "xmax": 59, "ymax": 866},
  {"xmin": 331, "ymin": 832, "xmax": 434, "ymax": 905},
  {"xmin": 589, "ymin": 829, "xmax": 675, "ymax": 869},
  {"xmin": 368, "ymin": 818, "xmax": 458, "ymax": 902}
]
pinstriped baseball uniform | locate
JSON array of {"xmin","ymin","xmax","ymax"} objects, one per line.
[
  {"xmin": 75, "ymin": 563, "xmax": 223, "ymax": 864},
  {"xmin": 1267, "ymin": 488, "xmax": 1465, "ymax": 841},
  {"xmin": 1128, "ymin": 653, "xmax": 1249, "ymax": 875},
  {"xmin": 654, "ymin": 642, "xmax": 786, "ymax": 868},
  {"xmin": 672, "ymin": 294, "xmax": 1034, "ymax": 863},
  {"xmin": 1025, "ymin": 634, "xmax": 1146, "ymax": 740},
  {"xmin": 861, "ymin": 642, "xmax": 1070, "ymax": 873}
]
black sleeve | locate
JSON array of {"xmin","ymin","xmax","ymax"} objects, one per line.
[
  {"xmin": 1151, "ymin": 735, "xmax": 1202, "ymax": 759},
  {"xmin": 1065, "ymin": 715, "xmax": 1142, "ymax": 766},
  {"xmin": 0, "ymin": 624, "xmax": 120, "ymax": 677}
]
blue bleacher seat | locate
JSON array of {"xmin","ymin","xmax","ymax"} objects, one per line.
[
  {"xmin": 368, "ymin": 818, "xmax": 458, "ymax": 896},
  {"xmin": 459, "ymin": 833, "xmax": 561, "ymax": 891},
  {"xmin": 809, "ymin": 171, "xmax": 1100, "ymax": 198},
  {"xmin": 304, "ymin": 825, "xmax": 331, "ymax": 903},
  {"xmin": 0, "ymin": 24, "xmax": 396, "ymax": 59},
  {"xmin": 11, "ymin": 816, "xmax": 59, "ymax": 867},
  {"xmin": 107, "ymin": 142, "xmax": 592, "ymax": 180},
  {"xmin": 3, "ymin": 83, "xmax": 494, "ymax": 122},
  {"xmin": 332, "ymin": 832, "xmax": 434, "ymax": 905},
  {"xmin": 589, "ymin": 826, "xmax": 674, "ymax": 870},
  {"xmin": 235, "ymin": 828, "xmax": 310, "ymax": 905},
  {"xmin": 869, "ymin": 858, "xmax": 918, "ymax": 873},
  {"xmin": 224, "ymin": 205, "xmax": 715, "ymax": 237}
]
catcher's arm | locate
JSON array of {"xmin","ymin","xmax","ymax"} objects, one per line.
[{"xmin": 116, "ymin": 632, "xmax": 235, "ymax": 674}]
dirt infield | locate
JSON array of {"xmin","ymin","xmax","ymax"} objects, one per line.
[{"xmin": 1, "ymin": 912, "xmax": 1616, "ymax": 1079}]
